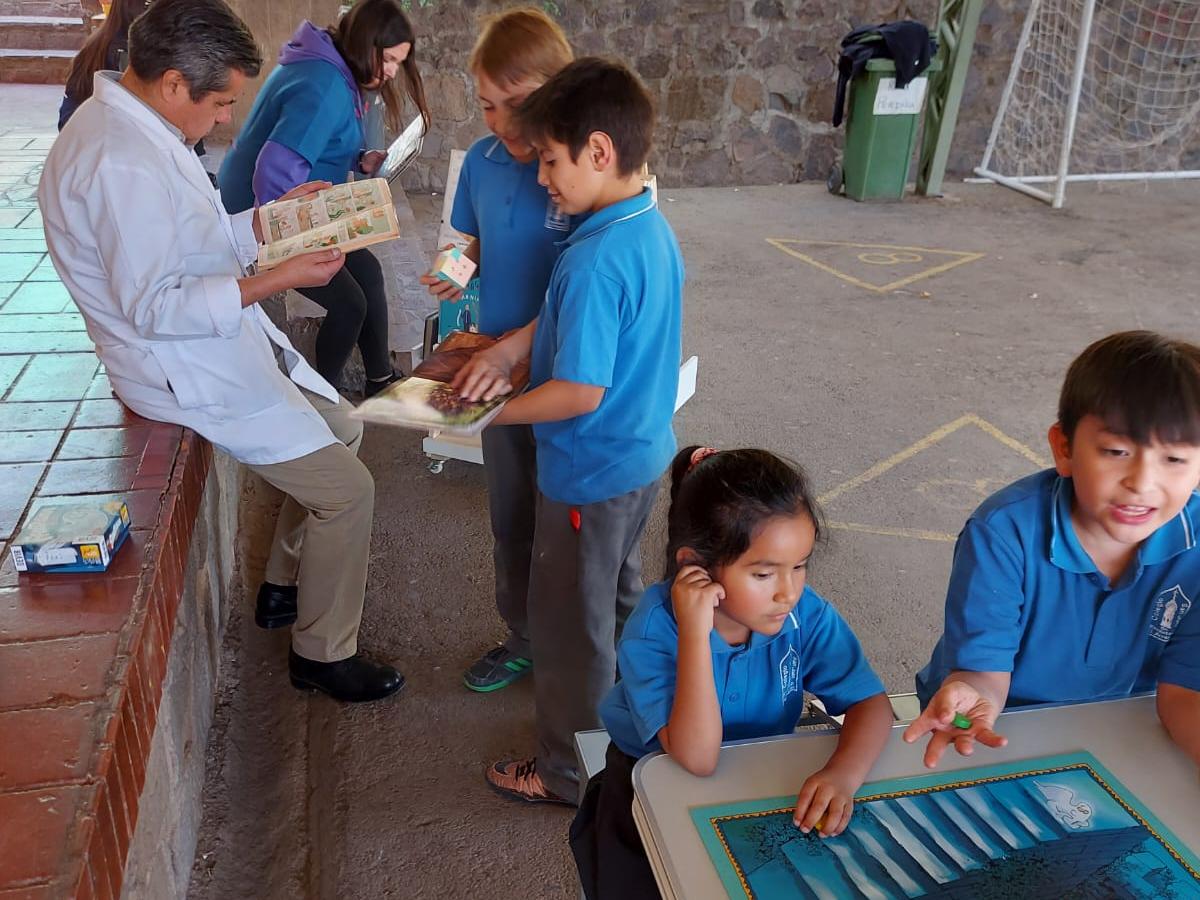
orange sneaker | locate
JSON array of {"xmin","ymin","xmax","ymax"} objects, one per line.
[{"xmin": 485, "ymin": 758, "xmax": 575, "ymax": 806}]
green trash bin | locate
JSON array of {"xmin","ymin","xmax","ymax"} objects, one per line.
[{"xmin": 838, "ymin": 57, "xmax": 941, "ymax": 202}]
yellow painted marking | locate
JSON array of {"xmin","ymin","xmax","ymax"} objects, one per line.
[
  {"xmin": 828, "ymin": 522, "xmax": 958, "ymax": 542},
  {"xmin": 820, "ymin": 414, "xmax": 1051, "ymax": 542},
  {"xmin": 766, "ymin": 238, "xmax": 985, "ymax": 293},
  {"xmin": 858, "ymin": 250, "xmax": 924, "ymax": 265}
]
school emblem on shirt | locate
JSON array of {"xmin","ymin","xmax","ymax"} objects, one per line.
[
  {"xmin": 779, "ymin": 647, "xmax": 801, "ymax": 702},
  {"xmin": 1149, "ymin": 584, "xmax": 1191, "ymax": 642},
  {"xmin": 544, "ymin": 197, "xmax": 570, "ymax": 232}
]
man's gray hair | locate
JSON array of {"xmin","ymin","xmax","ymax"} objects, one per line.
[{"xmin": 128, "ymin": 0, "xmax": 262, "ymax": 100}]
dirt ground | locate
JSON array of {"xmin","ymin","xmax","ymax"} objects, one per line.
[{"xmin": 187, "ymin": 177, "xmax": 1200, "ymax": 899}]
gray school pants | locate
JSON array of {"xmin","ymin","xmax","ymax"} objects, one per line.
[
  {"xmin": 530, "ymin": 480, "xmax": 659, "ymax": 800},
  {"xmin": 481, "ymin": 423, "xmax": 537, "ymax": 659}
]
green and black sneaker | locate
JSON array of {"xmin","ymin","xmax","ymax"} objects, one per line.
[{"xmin": 464, "ymin": 645, "xmax": 532, "ymax": 693}]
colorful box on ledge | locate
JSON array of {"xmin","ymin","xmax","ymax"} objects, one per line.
[
  {"xmin": 431, "ymin": 246, "xmax": 477, "ymax": 290},
  {"xmin": 10, "ymin": 497, "xmax": 132, "ymax": 573}
]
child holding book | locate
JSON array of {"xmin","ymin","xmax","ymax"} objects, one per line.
[
  {"xmin": 454, "ymin": 58, "xmax": 685, "ymax": 804},
  {"xmin": 571, "ymin": 446, "xmax": 893, "ymax": 898},
  {"xmin": 906, "ymin": 331, "xmax": 1200, "ymax": 770},
  {"xmin": 219, "ymin": 0, "xmax": 430, "ymax": 394},
  {"xmin": 420, "ymin": 7, "xmax": 574, "ymax": 694}
]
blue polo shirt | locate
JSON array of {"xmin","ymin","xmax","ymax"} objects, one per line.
[
  {"xmin": 450, "ymin": 137, "xmax": 573, "ymax": 336},
  {"xmin": 529, "ymin": 188, "xmax": 683, "ymax": 506},
  {"xmin": 602, "ymin": 581, "xmax": 886, "ymax": 758},
  {"xmin": 916, "ymin": 469, "xmax": 1200, "ymax": 707}
]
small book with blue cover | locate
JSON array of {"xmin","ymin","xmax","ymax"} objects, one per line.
[
  {"xmin": 10, "ymin": 497, "xmax": 131, "ymax": 574},
  {"xmin": 438, "ymin": 277, "xmax": 480, "ymax": 343}
]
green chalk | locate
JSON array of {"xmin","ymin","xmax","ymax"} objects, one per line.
[{"xmin": 952, "ymin": 713, "xmax": 972, "ymax": 729}]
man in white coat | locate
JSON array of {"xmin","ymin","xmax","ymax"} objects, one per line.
[{"xmin": 38, "ymin": 0, "xmax": 403, "ymax": 703}]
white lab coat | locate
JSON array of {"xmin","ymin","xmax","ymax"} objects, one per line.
[{"xmin": 38, "ymin": 73, "xmax": 340, "ymax": 466}]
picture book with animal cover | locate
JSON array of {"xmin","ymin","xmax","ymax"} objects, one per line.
[
  {"xmin": 255, "ymin": 178, "xmax": 401, "ymax": 270},
  {"xmin": 351, "ymin": 331, "xmax": 529, "ymax": 436}
]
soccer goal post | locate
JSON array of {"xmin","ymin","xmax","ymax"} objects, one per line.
[{"xmin": 975, "ymin": 0, "xmax": 1200, "ymax": 207}]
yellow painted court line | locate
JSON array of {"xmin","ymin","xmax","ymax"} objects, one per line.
[
  {"xmin": 818, "ymin": 413, "xmax": 1050, "ymax": 507},
  {"xmin": 765, "ymin": 238, "xmax": 985, "ymax": 293},
  {"xmin": 828, "ymin": 521, "xmax": 958, "ymax": 542}
]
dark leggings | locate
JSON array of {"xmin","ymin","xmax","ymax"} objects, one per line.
[
  {"xmin": 571, "ymin": 743, "xmax": 660, "ymax": 899},
  {"xmin": 297, "ymin": 247, "xmax": 390, "ymax": 385}
]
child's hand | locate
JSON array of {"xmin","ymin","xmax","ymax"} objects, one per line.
[
  {"xmin": 903, "ymin": 680, "xmax": 1007, "ymax": 769},
  {"xmin": 452, "ymin": 348, "xmax": 512, "ymax": 401},
  {"xmin": 419, "ymin": 272, "xmax": 464, "ymax": 301},
  {"xmin": 670, "ymin": 565, "xmax": 723, "ymax": 637},
  {"xmin": 420, "ymin": 244, "xmax": 466, "ymax": 301},
  {"xmin": 793, "ymin": 764, "xmax": 858, "ymax": 837},
  {"xmin": 360, "ymin": 150, "xmax": 387, "ymax": 175}
]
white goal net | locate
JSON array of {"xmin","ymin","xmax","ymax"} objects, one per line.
[{"xmin": 976, "ymin": 0, "xmax": 1200, "ymax": 207}]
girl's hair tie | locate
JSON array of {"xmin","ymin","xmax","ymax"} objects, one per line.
[{"xmin": 688, "ymin": 446, "xmax": 719, "ymax": 472}]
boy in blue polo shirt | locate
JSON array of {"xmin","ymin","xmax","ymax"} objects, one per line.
[
  {"xmin": 906, "ymin": 331, "xmax": 1200, "ymax": 770},
  {"xmin": 420, "ymin": 9, "xmax": 575, "ymax": 693},
  {"xmin": 454, "ymin": 58, "xmax": 685, "ymax": 804}
]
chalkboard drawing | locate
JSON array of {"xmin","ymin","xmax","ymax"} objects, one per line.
[{"xmin": 692, "ymin": 751, "xmax": 1200, "ymax": 899}]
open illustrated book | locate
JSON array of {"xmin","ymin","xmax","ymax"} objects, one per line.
[
  {"xmin": 351, "ymin": 331, "xmax": 530, "ymax": 436},
  {"xmin": 376, "ymin": 113, "xmax": 426, "ymax": 183},
  {"xmin": 255, "ymin": 178, "xmax": 400, "ymax": 270}
]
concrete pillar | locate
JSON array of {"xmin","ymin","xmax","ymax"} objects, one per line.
[{"xmin": 215, "ymin": 0, "xmax": 342, "ymax": 143}]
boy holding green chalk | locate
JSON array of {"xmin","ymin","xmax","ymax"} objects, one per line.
[{"xmin": 906, "ymin": 331, "xmax": 1200, "ymax": 770}]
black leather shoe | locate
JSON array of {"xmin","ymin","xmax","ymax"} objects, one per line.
[
  {"xmin": 288, "ymin": 649, "xmax": 406, "ymax": 703},
  {"xmin": 256, "ymin": 582, "xmax": 298, "ymax": 629}
]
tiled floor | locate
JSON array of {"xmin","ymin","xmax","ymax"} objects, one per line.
[{"xmin": 0, "ymin": 102, "xmax": 203, "ymax": 898}]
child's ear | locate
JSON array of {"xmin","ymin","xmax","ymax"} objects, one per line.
[
  {"xmin": 675, "ymin": 546, "xmax": 705, "ymax": 568},
  {"xmin": 587, "ymin": 131, "xmax": 616, "ymax": 172},
  {"xmin": 1048, "ymin": 422, "xmax": 1073, "ymax": 477}
]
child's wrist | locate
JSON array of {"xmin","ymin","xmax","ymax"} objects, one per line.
[{"xmin": 677, "ymin": 619, "xmax": 712, "ymax": 643}]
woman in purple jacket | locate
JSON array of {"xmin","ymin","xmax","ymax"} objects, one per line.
[{"xmin": 220, "ymin": 0, "xmax": 429, "ymax": 394}]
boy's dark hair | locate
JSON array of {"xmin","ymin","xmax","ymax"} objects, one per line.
[
  {"xmin": 128, "ymin": 0, "xmax": 262, "ymax": 101},
  {"xmin": 514, "ymin": 56, "xmax": 654, "ymax": 176},
  {"xmin": 1059, "ymin": 330, "xmax": 1200, "ymax": 445},
  {"xmin": 665, "ymin": 447, "xmax": 824, "ymax": 578}
]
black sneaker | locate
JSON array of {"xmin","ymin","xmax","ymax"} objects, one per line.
[
  {"xmin": 363, "ymin": 372, "xmax": 401, "ymax": 399},
  {"xmin": 463, "ymin": 645, "xmax": 532, "ymax": 693}
]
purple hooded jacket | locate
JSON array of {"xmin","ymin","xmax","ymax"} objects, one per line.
[{"xmin": 251, "ymin": 22, "xmax": 365, "ymax": 204}]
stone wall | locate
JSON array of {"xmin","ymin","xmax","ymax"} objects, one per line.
[
  {"xmin": 119, "ymin": 453, "xmax": 241, "ymax": 900},
  {"xmin": 222, "ymin": 0, "xmax": 1029, "ymax": 189},
  {"xmin": 398, "ymin": 0, "xmax": 1029, "ymax": 191}
]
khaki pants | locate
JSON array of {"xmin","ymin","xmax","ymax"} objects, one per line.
[{"xmin": 247, "ymin": 389, "xmax": 374, "ymax": 662}]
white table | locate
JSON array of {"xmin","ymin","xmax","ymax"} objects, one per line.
[{"xmin": 632, "ymin": 695, "xmax": 1200, "ymax": 899}]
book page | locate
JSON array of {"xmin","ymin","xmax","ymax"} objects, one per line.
[
  {"xmin": 378, "ymin": 114, "xmax": 425, "ymax": 182},
  {"xmin": 256, "ymin": 179, "xmax": 393, "ymax": 244},
  {"xmin": 257, "ymin": 202, "xmax": 400, "ymax": 269},
  {"xmin": 351, "ymin": 375, "xmax": 508, "ymax": 436}
]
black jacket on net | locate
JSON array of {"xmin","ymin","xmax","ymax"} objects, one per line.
[{"xmin": 833, "ymin": 21, "xmax": 937, "ymax": 127}]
